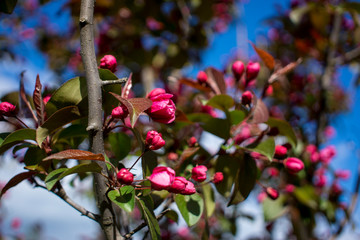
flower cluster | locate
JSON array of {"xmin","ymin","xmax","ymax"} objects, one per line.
[{"xmin": 146, "ymin": 88, "xmax": 176, "ymax": 124}]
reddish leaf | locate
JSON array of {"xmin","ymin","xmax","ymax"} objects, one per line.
[
  {"xmin": 178, "ymin": 78, "xmax": 212, "ymax": 92},
  {"xmin": 206, "ymin": 67, "xmax": 226, "ymax": 95},
  {"xmin": 251, "ymin": 98, "xmax": 269, "ymax": 124},
  {"xmin": 175, "ymin": 109, "xmax": 191, "ymax": 122},
  {"xmin": 43, "ymin": 149, "xmax": 105, "ymax": 161},
  {"xmin": 1, "ymin": 171, "xmax": 36, "ymax": 197},
  {"xmin": 110, "ymin": 92, "xmax": 152, "ymax": 128},
  {"xmin": 121, "ymin": 73, "xmax": 133, "ymax": 99},
  {"xmin": 179, "ymin": 147, "xmax": 199, "ymax": 162},
  {"xmin": 33, "ymin": 74, "xmax": 45, "ymax": 125},
  {"xmin": 269, "ymin": 59, "xmax": 302, "ymax": 83},
  {"xmin": 251, "ymin": 43, "xmax": 275, "ymax": 71}
]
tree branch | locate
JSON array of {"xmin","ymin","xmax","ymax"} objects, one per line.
[
  {"xmin": 333, "ymin": 46, "xmax": 360, "ymax": 65},
  {"xmin": 79, "ymin": 0, "xmax": 122, "ymax": 239},
  {"xmin": 101, "ymin": 78, "xmax": 128, "ymax": 86}
]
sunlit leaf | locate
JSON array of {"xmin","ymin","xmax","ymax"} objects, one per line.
[
  {"xmin": 245, "ymin": 137, "xmax": 275, "ymax": 162},
  {"xmin": 263, "ymin": 195, "xmax": 287, "ymax": 222},
  {"xmin": 137, "ymin": 197, "xmax": 161, "ymax": 240},
  {"xmin": 45, "ymin": 162, "xmax": 102, "ymax": 190},
  {"xmin": 267, "ymin": 118, "xmax": 297, "ymax": 148},
  {"xmin": 229, "ymin": 110, "xmax": 246, "ymax": 125},
  {"xmin": 165, "ymin": 210, "xmax": 179, "ymax": 223},
  {"xmin": 251, "ymin": 43, "xmax": 275, "ymax": 70},
  {"xmin": 289, "ymin": 5, "xmax": 310, "ymax": 24},
  {"xmin": 175, "ymin": 194, "xmax": 204, "ymax": 226},
  {"xmin": 108, "ymin": 186, "xmax": 135, "ymax": 212},
  {"xmin": 294, "ymin": 185, "xmax": 319, "ymax": 209},
  {"xmin": 206, "ymin": 94, "xmax": 234, "ymax": 111},
  {"xmin": 0, "ymin": 129, "xmax": 36, "ymax": 154},
  {"xmin": 202, "ymin": 184, "xmax": 216, "ymax": 218}
]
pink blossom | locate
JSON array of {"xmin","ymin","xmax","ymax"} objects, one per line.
[
  {"xmin": 232, "ymin": 60, "xmax": 245, "ymax": 79},
  {"xmin": 43, "ymin": 95, "xmax": 51, "ymax": 105},
  {"xmin": 180, "ymin": 181, "xmax": 196, "ymax": 195},
  {"xmin": 99, "ymin": 55, "xmax": 117, "ymax": 73},
  {"xmin": 305, "ymin": 144, "xmax": 317, "ymax": 154},
  {"xmin": 267, "ymin": 167, "xmax": 279, "ymax": 177},
  {"xmin": 257, "ymin": 191, "xmax": 267, "ymax": 203},
  {"xmin": 148, "ymin": 166, "xmax": 175, "ymax": 190},
  {"xmin": 201, "ymin": 105, "xmax": 218, "ymax": 118},
  {"xmin": 197, "ymin": 71, "xmax": 208, "ymax": 84},
  {"xmin": 11, "ymin": 218, "xmax": 21, "ymax": 230},
  {"xmin": 266, "ymin": 187, "xmax": 279, "ymax": 200},
  {"xmin": 283, "ymin": 157, "xmax": 304, "ymax": 173},
  {"xmin": 111, "ymin": 105, "xmax": 129, "ymax": 119},
  {"xmin": 167, "ymin": 152, "xmax": 178, "ymax": 161},
  {"xmin": 335, "ymin": 170, "xmax": 350, "ymax": 180},
  {"xmin": 117, "ymin": 168, "xmax": 134, "ymax": 185},
  {"xmin": 234, "ymin": 125, "xmax": 251, "ymax": 145},
  {"xmin": 241, "ymin": 91, "xmax": 253, "ymax": 105},
  {"xmin": 188, "ymin": 136, "xmax": 197, "ymax": 147},
  {"xmin": 319, "ymin": 145, "xmax": 336, "ymax": 164},
  {"xmin": 169, "ymin": 176, "xmax": 188, "ymax": 193},
  {"xmin": 212, "ymin": 172, "xmax": 224, "ymax": 184},
  {"xmin": 145, "ymin": 130, "xmax": 166, "ymax": 150},
  {"xmin": 0, "ymin": 102, "xmax": 16, "ymax": 117},
  {"xmin": 324, "ymin": 126, "xmax": 336, "ymax": 139},
  {"xmin": 274, "ymin": 145, "xmax": 287, "ymax": 159},
  {"xmin": 284, "ymin": 184, "xmax": 295, "ymax": 193},
  {"xmin": 310, "ymin": 152, "xmax": 320, "ymax": 163},
  {"xmin": 191, "ymin": 165, "xmax": 207, "ymax": 182},
  {"xmin": 146, "ymin": 88, "xmax": 176, "ymax": 124},
  {"xmin": 314, "ymin": 174, "xmax": 327, "ymax": 188},
  {"xmin": 245, "ymin": 61, "xmax": 260, "ymax": 82}
]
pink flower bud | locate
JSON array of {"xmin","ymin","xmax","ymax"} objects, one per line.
[
  {"xmin": 267, "ymin": 167, "xmax": 279, "ymax": 177},
  {"xmin": 335, "ymin": 170, "xmax": 350, "ymax": 179},
  {"xmin": 43, "ymin": 95, "xmax": 51, "ymax": 105},
  {"xmin": 284, "ymin": 184, "xmax": 295, "ymax": 193},
  {"xmin": 197, "ymin": 71, "xmax": 208, "ymax": 84},
  {"xmin": 331, "ymin": 182, "xmax": 343, "ymax": 195},
  {"xmin": 201, "ymin": 105, "xmax": 218, "ymax": 118},
  {"xmin": 167, "ymin": 152, "xmax": 178, "ymax": 161},
  {"xmin": 11, "ymin": 218, "xmax": 21, "ymax": 230},
  {"xmin": 148, "ymin": 166, "xmax": 175, "ymax": 190},
  {"xmin": 274, "ymin": 145, "xmax": 287, "ymax": 159},
  {"xmin": 266, "ymin": 187, "xmax": 279, "ymax": 200},
  {"xmin": 180, "ymin": 181, "xmax": 196, "ymax": 195},
  {"xmin": 314, "ymin": 174, "xmax": 327, "ymax": 188},
  {"xmin": 231, "ymin": 60, "xmax": 245, "ymax": 79},
  {"xmin": 0, "ymin": 102, "xmax": 16, "ymax": 117},
  {"xmin": 99, "ymin": 55, "xmax": 117, "ymax": 73},
  {"xmin": 246, "ymin": 61, "xmax": 260, "ymax": 81},
  {"xmin": 257, "ymin": 191, "xmax": 267, "ymax": 203},
  {"xmin": 146, "ymin": 88, "xmax": 176, "ymax": 124},
  {"xmin": 169, "ymin": 176, "xmax": 188, "ymax": 193},
  {"xmin": 234, "ymin": 125, "xmax": 251, "ymax": 145},
  {"xmin": 319, "ymin": 146, "xmax": 336, "ymax": 164},
  {"xmin": 111, "ymin": 105, "xmax": 129, "ymax": 119},
  {"xmin": 310, "ymin": 152, "xmax": 320, "ymax": 163},
  {"xmin": 265, "ymin": 85, "xmax": 273, "ymax": 96},
  {"xmin": 145, "ymin": 130, "xmax": 166, "ymax": 150},
  {"xmin": 306, "ymin": 145, "xmax": 317, "ymax": 155},
  {"xmin": 212, "ymin": 172, "xmax": 224, "ymax": 184},
  {"xmin": 191, "ymin": 165, "xmax": 207, "ymax": 182},
  {"xmin": 324, "ymin": 126, "xmax": 336, "ymax": 139},
  {"xmin": 283, "ymin": 157, "xmax": 304, "ymax": 173},
  {"xmin": 241, "ymin": 91, "xmax": 253, "ymax": 105},
  {"xmin": 188, "ymin": 136, "xmax": 197, "ymax": 147},
  {"xmin": 117, "ymin": 168, "xmax": 134, "ymax": 185}
]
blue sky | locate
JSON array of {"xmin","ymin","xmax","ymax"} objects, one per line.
[{"xmin": 1, "ymin": 0, "xmax": 360, "ymax": 239}]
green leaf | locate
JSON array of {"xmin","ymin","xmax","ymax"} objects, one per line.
[
  {"xmin": 215, "ymin": 155, "xmax": 241, "ymax": 197},
  {"xmin": 266, "ymin": 117, "xmax": 297, "ymax": 148},
  {"xmin": 1, "ymin": 171, "xmax": 36, "ymax": 197},
  {"xmin": 188, "ymin": 113, "xmax": 230, "ymax": 140},
  {"xmin": 175, "ymin": 194, "xmax": 204, "ymax": 227},
  {"xmin": 293, "ymin": 185, "xmax": 318, "ymax": 209},
  {"xmin": 202, "ymin": 184, "xmax": 215, "ymax": 218},
  {"xmin": 108, "ymin": 132, "xmax": 131, "ymax": 161},
  {"xmin": 206, "ymin": 94, "xmax": 234, "ymax": 111},
  {"xmin": 228, "ymin": 155, "xmax": 257, "ymax": 205},
  {"xmin": 0, "ymin": 0, "xmax": 17, "ymax": 14},
  {"xmin": 24, "ymin": 147, "xmax": 47, "ymax": 166},
  {"xmin": 165, "ymin": 210, "xmax": 179, "ymax": 223},
  {"xmin": 263, "ymin": 195, "xmax": 287, "ymax": 222},
  {"xmin": 0, "ymin": 129, "xmax": 36, "ymax": 154},
  {"xmin": 98, "ymin": 68, "xmax": 118, "ymax": 80},
  {"xmin": 58, "ymin": 124, "xmax": 88, "ymax": 139},
  {"xmin": 108, "ymin": 186, "xmax": 135, "ymax": 213},
  {"xmin": 141, "ymin": 151, "xmax": 158, "ymax": 195},
  {"xmin": 45, "ymin": 77, "xmax": 87, "ymax": 116},
  {"xmin": 229, "ymin": 110, "xmax": 246, "ymax": 125},
  {"xmin": 45, "ymin": 168, "xmax": 68, "ymax": 190},
  {"xmin": 45, "ymin": 162, "xmax": 102, "ymax": 190},
  {"xmin": 0, "ymin": 133, "xmax": 10, "ymax": 145},
  {"xmin": 36, "ymin": 106, "xmax": 82, "ymax": 145},
  {"xmin": 245, "ymin": 137, "xmax": 275, "ymax": 162},
  {"xmin": 137, "ymin": 197, "xmax": 161, "ymax": 240}
]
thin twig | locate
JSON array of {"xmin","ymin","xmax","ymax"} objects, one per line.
[
  {"xmin": 123, "ymin": 208, "xmax": 171, "ymax": 239},
  {"xmin": 101, "ymin": 78, "xmax": 128, "ymax": 86},
  {"xmin": 332, "ymin": 46, "xmax": 360, "ymax": 65}
]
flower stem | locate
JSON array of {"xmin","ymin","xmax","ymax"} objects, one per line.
[{"xmin": 128, "ymin": 151, "xmax": 147, "ymax": 171}]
